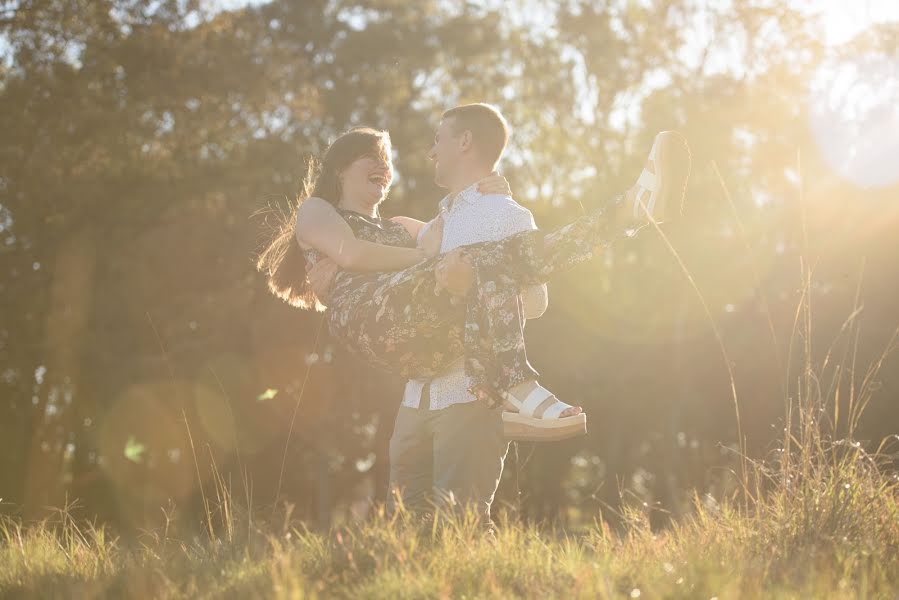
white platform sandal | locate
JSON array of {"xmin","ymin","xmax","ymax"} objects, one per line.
[
  {"xmin": 626, "ymin": 130, "xmax": 692, "ymax": 223},
  {"xmin": 500, "ymin": 385, "xmax": 587, "ymax": 442}
]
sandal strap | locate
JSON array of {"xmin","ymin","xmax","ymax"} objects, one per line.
[
  {"xmin": 542, "ymin": 400, "xmax": 572, "ymax": 420},
  {"xmin": 521, "ymin": 386, "xmax": 555, "ymax": 417}
]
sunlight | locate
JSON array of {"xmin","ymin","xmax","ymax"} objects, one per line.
[
  {"xmin": 811, "ymin": 0, "xmax": 899, "ymax": 46},
  {"xmin": 807, "ymin": 1, "xmax": 899, "ymax": 189},
  {"xmin": 809, "ymin": 51, "xmax": 899, "ymax": 191},
  {"xmin": 809, "ymin": 54, "xmax": 899, "ymax": 189}
]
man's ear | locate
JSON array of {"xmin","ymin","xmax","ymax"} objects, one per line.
[{"xmin": 459, "ymin": 130, "xmax": 474, "ymax": 153}]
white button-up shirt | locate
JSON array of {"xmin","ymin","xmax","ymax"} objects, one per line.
[{"xmin": 401, "ymin": 183, "xmax": 548, "ymax": 411}]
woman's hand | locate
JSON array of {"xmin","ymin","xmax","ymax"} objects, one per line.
[
  {"xmin": 417, "ymin": 215, "xmax": 444, "ymax": 258},
  {"xmin": 476, "ymin": 171, "xmax": 513, "ymax": 197}
]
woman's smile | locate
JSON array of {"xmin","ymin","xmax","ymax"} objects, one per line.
[{"xmin": 367, "ymin": 169, "xmax": 391, "ymax": 196}]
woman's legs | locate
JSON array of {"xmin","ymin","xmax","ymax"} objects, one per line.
[{"xmin": 459, "ymin": 197, "xmax": 629, "ymax": 404}]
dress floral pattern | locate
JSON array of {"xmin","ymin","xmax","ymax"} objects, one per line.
[{"xmin": 305, "ymin": 199, "xmax": 624, "ymax": 405}]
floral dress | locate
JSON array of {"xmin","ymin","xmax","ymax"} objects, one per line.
[{"xmin": 306, "ymin": 199, "xmax": 624, "ymax": 406}]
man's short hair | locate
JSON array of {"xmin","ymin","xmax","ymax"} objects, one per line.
[{"xmin": 442, "ymin": 103, "xmax": 509, "ymax": 168}]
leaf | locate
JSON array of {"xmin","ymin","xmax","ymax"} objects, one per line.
[
  {"xmin": 257, "ymin": 388, "xmax": 279, "ymax": 402},
  {"xmin": 124, "ymin": 435, "xmax": 146, "ymax": 463}
]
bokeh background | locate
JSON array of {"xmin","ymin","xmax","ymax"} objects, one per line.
[{"xmin": 1, "ymin": 0, "xmax": 898, "ymax": 535}]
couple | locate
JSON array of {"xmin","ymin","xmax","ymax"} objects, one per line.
[{"xmin": 257, "ymin": 103, "xmax": 691, "ymax": 526}]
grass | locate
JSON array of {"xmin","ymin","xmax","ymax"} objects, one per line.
[{"xmin": 1, "ymin": 464, "xmax": 897, "ymax": 599}]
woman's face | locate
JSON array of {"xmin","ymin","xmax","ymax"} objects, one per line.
[{"xmin": 339, "ymin": 154, "xmax": 393, "ymax": 207}]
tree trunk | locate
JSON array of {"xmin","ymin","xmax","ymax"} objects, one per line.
[{"xmin": 23, "ymin": 228, "xmax": 96, "ymax": 518}]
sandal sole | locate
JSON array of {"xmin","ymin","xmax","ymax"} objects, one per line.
[{"xmin": 502, "ymin": 411, "xmax": 587, "ymax": 442}]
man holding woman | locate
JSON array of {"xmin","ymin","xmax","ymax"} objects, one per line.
[{"xmin": 259, "ymin": 102, "xmax": 690, "ymax": 528}]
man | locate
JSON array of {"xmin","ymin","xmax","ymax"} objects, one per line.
[
  {"xmin": 309, "ymin": 103, "xmax": 572, "ymax": 528},
  {"xmin": 390, "ymin": 104, "xmax": 552, "ymax": 529}
]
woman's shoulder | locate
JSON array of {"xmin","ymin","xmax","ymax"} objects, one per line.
[
  {"xmin": 295, "ymin": 196, "xmax": 341, "ymax": 225},
  {"xmin": 297, "ymin": 196, "xmax": 334, "ymax": 214}
]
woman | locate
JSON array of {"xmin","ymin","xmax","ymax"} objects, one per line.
[{"xmin": 257, "ymin": 127, "xmax": 690, "ymax": 440}]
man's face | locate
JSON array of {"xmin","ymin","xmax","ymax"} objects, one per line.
[{"xmin": 427, "ymin": 118, "xmax": 464, "ymax": 188}]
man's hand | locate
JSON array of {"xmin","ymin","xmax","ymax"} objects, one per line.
[
  {"xmin": 435, "ymin": 249, "xmax": 474, "ymax": 297},
  {"xmin": 307, "ymin": 257, "xmax": 338, "ymax": 305},
  {"xmin": 417, "ymin": 215, "xmax": 444, "ymax": 258}
]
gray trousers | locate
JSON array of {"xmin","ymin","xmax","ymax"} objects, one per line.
[{"xmin": 388, "ymin": 397, "xmax": 509, "ymax": 526}]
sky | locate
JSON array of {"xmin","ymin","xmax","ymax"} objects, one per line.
[{"xmin": 810, "ymin": 0, "xmax": 899, "ymax": 44}]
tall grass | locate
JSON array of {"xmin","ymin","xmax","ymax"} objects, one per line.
[{"xmin": 2, "ymin": 437, "xmax": 897, "ymax": 599}]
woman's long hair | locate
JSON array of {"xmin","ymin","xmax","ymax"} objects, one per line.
[{"xmin": 256, "ymin": 127, "xmax": 392, "ymax": 310}]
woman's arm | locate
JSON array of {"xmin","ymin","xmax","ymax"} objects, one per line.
[
  {"xmin": 295, "ymin": 198, "xmax": 428, "ymax": 272},
  {"xmin": 389, "ymin": 216, "xmax": 427, "ymax": 241}
]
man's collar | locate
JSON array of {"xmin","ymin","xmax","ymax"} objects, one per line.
[{"xmin": 440, "ymin": 181, "xmax": 481, "ymax": 214}]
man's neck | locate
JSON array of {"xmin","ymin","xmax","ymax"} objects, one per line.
[{"xmin": 447, "ymin": 167, "xmax": 493, "ymax": 196}]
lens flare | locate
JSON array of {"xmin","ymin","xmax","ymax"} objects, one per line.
[{"xmin": 809, "ymin": 52, "xmax": 899, "ymax": 189}]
